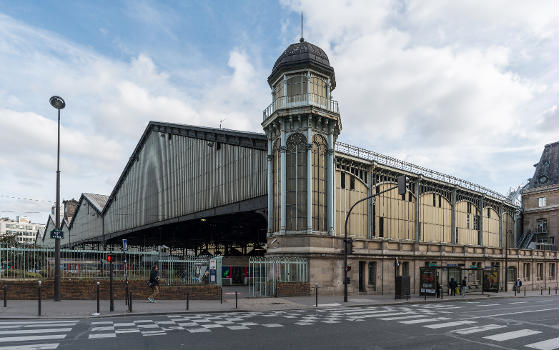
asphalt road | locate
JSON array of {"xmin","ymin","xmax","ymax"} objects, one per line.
[{"xmin": 0, "ymin": 296, "xmax": 557, "ymax": 350}]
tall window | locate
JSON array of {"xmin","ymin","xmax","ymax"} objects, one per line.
[
  {"xmin": 523, "ymin": 263, "xmax": 531, "ymax": 281},
  {"xmin": 550, "ymin": 263, "xmax": 556, "ymax": 280},
  {"xmin": 309, "ymin": 75, "xmax": 327, "ymax": 106},
  {"xmin": 507, "ymin": 266, "xmax": 517, "ymax": 282},
  {"xmin": 536, "ymin": 219, "xmax": 547, "ymax": 233},
  {"xmin": 312, "ymin": 135, "xmax": 328, "ymax": 231},
  {"xmin": 286, "ymin": 133, "xmax": 307, "ymax": 231},
  {"xmin": 537, "ymin": 263, "xmax": 543, "ymax": 280},
  {"xmin": 368, "ymin": 262, "xmax": 377, "ymax": 290},
  {"xmin": 286, "ymin": 75, "xmax": 307, "ymax": 104},
  {"xmin": 402, "ymin": 262, "xmax": 410, "ymax": 276},
  {"xmin": 272, "ymin": 140, "xmax": 281, "ymax": 232},
  {"xmin": 538, "ymin": 197, "xmax": 546, "ymax": 207}
]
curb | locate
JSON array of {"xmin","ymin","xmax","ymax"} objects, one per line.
[{"xmin": 0, "ymin": 293, "xmax": 554, "ymax": 320}]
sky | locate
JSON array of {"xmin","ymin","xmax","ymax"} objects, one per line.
[{"xmin": 0, "ymin": 0, "xmax": 557, "ymax": 224}]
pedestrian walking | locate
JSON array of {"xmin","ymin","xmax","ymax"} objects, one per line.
[
  {"xmin": 461, "ymin": 277, "xmax": 467, "ymax": 297},
  {"xmin": 514, "ymin": 278, "xmax": 522, "ymax": 292},
  {"xmin": 449, "ymin": 278, "xmax": 458, "ymax": 296},
  {"xmin": 147, "ymin": 264, "xmax": 160, "ymax": 303}
]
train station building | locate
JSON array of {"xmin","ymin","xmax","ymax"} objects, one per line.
[{"xmin": 39, "ymin": 37, "xmax": 559, "ymax": 296}]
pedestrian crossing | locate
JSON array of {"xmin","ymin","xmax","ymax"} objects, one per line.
[{"xmin": 0, "ymin": 320, "xmax": 77, "ymax": 350}]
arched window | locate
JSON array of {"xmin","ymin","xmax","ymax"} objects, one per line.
[
  {"xmin": 272, "ymin": 139, "xmax": 281, "ymax": 232},
  {"xmin": 286, "ymin": 133, "xmax": 307, "ymax": 231},
  {"xmin": 312, "ymin": 134, "xmax": 328, "ymax": 231}
]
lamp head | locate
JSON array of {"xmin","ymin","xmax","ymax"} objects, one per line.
[{"xmin": 49, "ymin": 96, "xmax": 65, "ymax": 110}]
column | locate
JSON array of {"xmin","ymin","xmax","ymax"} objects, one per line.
[
  {"xmin": 415, "ymin": 177, "xmax": 421, "ymax": 242},
  {"xmin": 479, "ymin": 195, "xmax": 484, "ymax": 246},
  {"xmin": 306, "ymin": 71, "xmax": 311, "ymax": 104},
  {"xmin": 499, "ymin": 205, "xmax": 503, "ymax": 248},
  {"xmin": 267, "ymin": 139, "xmax": 273, "ymax": 235},
  {"xmin": 307, "ymin": 126, "xmax": 313, "ymax": 234},
  {"xmin": 280, "ymin": 122, "xmax": 287, "ymax": 234},
  {"xmin": 327, "ymin": 132, "xmax": 335, "ymax": 235},
  {"xmin": 513, "ymin": 211, "xmax": 519, "ymax": 248},
  {"xmin": 326, "ymin": 78, "xmax": 331, "ymax": 108},
  {"xmin": 451, "ymin": 188, "xmax": 457, "ymax": 244}
]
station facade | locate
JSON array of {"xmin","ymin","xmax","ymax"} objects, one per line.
[{"xmin": 40, "ymin": 38, "xmax": 559, "ymax": 295}]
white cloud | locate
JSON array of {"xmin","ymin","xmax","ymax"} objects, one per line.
[{"xmin": 282, "ymin": 0, "xmax": 557, "ymax": 194}]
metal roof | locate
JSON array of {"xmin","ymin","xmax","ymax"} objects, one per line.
[{"xmin": 524, "ymin": 141, "xmax": 559, "ymax": 191}]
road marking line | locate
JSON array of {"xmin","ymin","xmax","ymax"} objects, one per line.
[
  {"xmin": 424, "ymin": 321, "xmax": 477, "ymax": 329},
  {"xmin": 317, "ymin": 303, "xmax": 341, "ymax": 307},
  {"xmin": 483, "ymin": 329, "xmax": 542, "ymax": 341},
  {"xmin": 0, "ymin": 321, "xmax": 76, "ymax": 326},
  {"xmin": 187, "ymin": 328, "xmax": 211, "ymax": 333},
  {"xmin": 364, "ymin": 312, "xmax": 416, "ymax": 318},
  {"xmin": 399, "ymin": 317, "xmax": 449, "ymax": 324},
  {"xmin": 480, "ymin": 308, "xmax": 557, "ymax": 318},
  {"xmin": 509, "ymin": 301, "xmax": 527, "ymax": 304},
  {"xmin": 91, "ymin": 321, "xmax": 113, "ymax": 325},
  {"xmin": 0, "ymin": 343, "xmax": 59, "ymax": 350},
  {"xmin": 262, "ymin": 324, "xmax": 283, "ymax": 327},
  {"xmin": 525, "ymin": 337, "xmax": 559, "ymax": 350},
  {"xmin": 115, "ymin": 329, "xmax": 140, "ymax": 334},
  {"xmin": 0, "ymin": 328, "xmax": 71, "ymax": 335},
  {"xmin": 452, "ymin": 324, "xmax": 506, "ymax": 335},
  {"xmin": 23, "ymin": 324, "xmax": 77, "ymax": 328},
  {"xmin": 91, "ymin": 326, "xmax": 114, "ymax": 332},
  {"xmin": 480, "ymin": 304, "xmax": 500, "ymax": 307},
  {"xmin": 114, "ymin": 323, "xmax": 135, "ymax": 327},
  {"xmin": 0, "ymin": 335, "xmax": 66, "ymax": 343},
  {"xmin": 380, "ymin": 315, "xmax": 425, "ymax": 321},
  {"xmin": 88, "ymin": 333, "xmax": 116, "ymax": 339},
  {"xmin": 227, "ymin": 326, "xmax": 249, "ymax": 330}
]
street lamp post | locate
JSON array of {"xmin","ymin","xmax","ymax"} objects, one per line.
[
  {"xmin": 49, "ymin": 95, "xmax": 65, "ymax": 302},
  {"xmin": 343, "ymin": 175, "xmax": 407, "ymax": 302}
]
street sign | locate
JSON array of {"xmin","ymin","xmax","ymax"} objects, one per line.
[
  {"xmin": 50, "ymin": 229, "xmax": 63, "ymax": 239},
  {"xmin": 122, "ymin": 239, "xmax": 128, "ymax": 251}
]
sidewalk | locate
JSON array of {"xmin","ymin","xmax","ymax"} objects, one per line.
[{"xmin": 0, "ymin": 290, "xmax": 556, "ymax": 319}]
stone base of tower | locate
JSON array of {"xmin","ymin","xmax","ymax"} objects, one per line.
[{"xmin": 266, "ymin": 235, "xmax": 559, "ymax": 296}]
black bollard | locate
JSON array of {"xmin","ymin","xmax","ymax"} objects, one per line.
[
  {"xmin": 541, "ymin": 287, "xmax": 543, "ymax": 295},
  {"xmin": 549, "ymin": 287, "xmax": 551, "ymax": 295},
  {"xmin": 235, "ymin": 291, "xmax": 238, "ymax": 309},
  {"xmin": 109, "ymin": 259, "xmax": 114, "ymax": 312},
  {"xmin": 514, "ymin": 287, "xmax": 517, "ymax": 296},
  {"xmin": 314, "ymin": 285, "xmax": 318, "ymax": 307},
  {"xmin": 441, "ymin": 287, "xmax": 443, "ymax": 300},
  {"xmin": 125, "ymin": 283, "xmax": 129, "ymax": 306},
  {"xmin": 3, "ymin": 285, "xmax": 6, "ymax": 307},
  {"xmin": 96, "ymin": 282, "xmax": 100, "ymax": 315},
  {"xmin": 220, "ymin": 288, "xmax": 223, "ymax": 305},
  {"xmin": 129, "ymin": 292, "xmax": 133, "ymax": 313},
  {"xmin": 186, "ymin": 292, "xmax": 190, "ymax": 311},
  {"xmin": 38, "ymin": 281, "xmax": 42, "ymax": 316},
  {"xmin": 424, "ymin": 292, "xmax": 426, "ymax": 301},
  {"xmin": 524, "ymin": 287, "xmax": 526, "ymax": 296}
]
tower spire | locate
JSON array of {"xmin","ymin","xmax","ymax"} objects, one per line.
[{"xmin": 300, "ymin": 12, "xmax": 304, "ymax": 43}]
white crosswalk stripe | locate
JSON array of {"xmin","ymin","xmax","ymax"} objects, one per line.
[
  {"xmin": 424, "ymin": 320, "xmax": 477, "ymax": 329},
  {"xmin": 484, "ymin": 329, "xmax": 542, "ymax": 342},
  {"xmin": 452, "ymin": 324, "xmax": 506, "ymax": 335},
  {"xmin": 0, "ymin": 320, "xmax": 77, "ymax": 350},
  {"xmin": 525, "ymin": 338, "xmax": 559, "ymax": 350}
]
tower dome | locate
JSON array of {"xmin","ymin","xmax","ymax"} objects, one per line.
[{"xmin": 268, "ymin": 39, "xmax": 336, "ymax": 89}]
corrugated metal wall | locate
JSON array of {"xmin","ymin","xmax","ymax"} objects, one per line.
[
  {"xmin": 104, "ymin": 131, "xmax": 267, "ymax": 235},
  {"xmin": 70, "ymin": 201, "xmax": 103, "ymax": 242}
]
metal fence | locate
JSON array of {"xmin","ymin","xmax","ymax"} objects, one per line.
[
  {"xmin": 248, "ymin": 257, "xmax": 308, "ymax": 297},
  {"xmin": 0, "ymin": 245, "xmax": 214, "ymax": 285}
]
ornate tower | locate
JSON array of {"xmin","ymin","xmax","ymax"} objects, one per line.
[{"xmin": 262, "ymin": 38, "xmax": 342, "ymax": 236}]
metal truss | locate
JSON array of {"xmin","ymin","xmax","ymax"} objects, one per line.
[{"xmin": 335, "ymin": 141, "xmax": 514, "ymax": 205}]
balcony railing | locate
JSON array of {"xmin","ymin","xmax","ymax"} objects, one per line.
[{"xmin": 263, "ymin": 94, "xmax": 339, "ymax": 121}]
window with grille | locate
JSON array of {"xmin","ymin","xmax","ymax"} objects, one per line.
[{"xmin": 285, "ymin": 133, "xmax": 307, "ymax": 231}]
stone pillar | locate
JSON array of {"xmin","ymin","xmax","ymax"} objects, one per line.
[
  {"xmin": 499, "ymin": 205, "xmax": 503, "ymax": 248},
  {"xmin": 479, "ymin": 195, "xmax": 484, "ymax": 245},
  {"xmin": 513, "ymin": 211, "xmax": 519, "ymax": 248},
  {"xmin": 307, "ymin": 127, "xmax": 313, "ymax": 234},
  {"xmin": 283, "ymin": 74, "xmax": 287, "ymax": 106},
  {"xmin": 267, "ymin": 139, "xmax": 273, "ymax": 235},
  {"xmin": 415, "ymin": 177, "xmax": 421, "ymax": 242},
  {"xmin": 327, "ymin": 132, "xmax": 335, "ymax": 235},
  {"xmin": 451, "ymin": 188, "xmax": 457, "ymax": 244},
  {"xmin": 326, "ymin": 79, "xmax": 331, "ymax": 107},
  {"xmin": 280, "ymin": 122, "xmax": 287, "ymax": 233}
]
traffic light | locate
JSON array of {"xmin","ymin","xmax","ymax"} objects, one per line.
[
  {"xmin": 107, "ymin": 255, "xmax": 112, "ymax": 262},
  {"xmin": 397, "ymin": 175, "xmax": 407, "ymax": 195},
  {"xmin": 345, "ymin": 265, "xmax": 352, "ymax": 272}
]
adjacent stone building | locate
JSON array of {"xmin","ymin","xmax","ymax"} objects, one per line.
[{"xmin": 521, "ymin": 141, "xmax": 559, "ymax": 251}]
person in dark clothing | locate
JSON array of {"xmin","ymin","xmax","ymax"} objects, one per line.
[
  {"xmin": 449, "ymin": 278, "xmax": 458, "ymax": 296},
  {"xmin": 461, "ymin": 277, "xmax": 467, "ymax": 297},
  {"xmin": 514, "ymin": 278, "xmax": 522, "ymax": 292},
  {"xmin": 148, "ymin": 265, "xmax": 160, "ymax": 303}
]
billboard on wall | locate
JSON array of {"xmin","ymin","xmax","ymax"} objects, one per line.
[
  {"xmin": 419, "ymin": 267, "xmax": 437, "ymax": 296},
  {"xmin": 483, "ymin": 268, "xmax": 499, "ymax": 292}
]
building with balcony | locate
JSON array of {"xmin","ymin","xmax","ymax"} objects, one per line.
[{"xmin": 521, "ymin": 141, "xmax": 559, "ymax": 251}]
